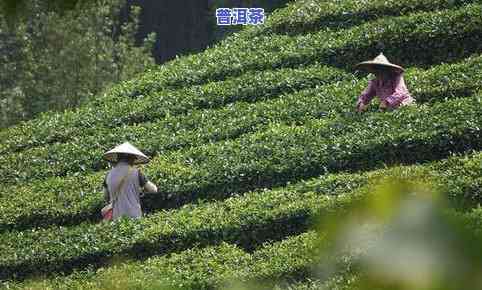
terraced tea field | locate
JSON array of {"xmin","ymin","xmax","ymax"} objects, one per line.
[{"xmin": 1, "ymin": 0, "xmax": 481, "ymax": 289}]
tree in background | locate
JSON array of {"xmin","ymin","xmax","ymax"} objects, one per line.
[
  {"xmin": 0, "ymin": 0, "xmax": 156, "ymax": 128},
  {"xmin": 0, "ymin": 19, "xmax": 25, "ymax": 127}
]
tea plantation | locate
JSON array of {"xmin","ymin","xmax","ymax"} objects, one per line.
[{"xmin": 1, "ymin": 0, "xmax": 481, "ymax": 289}]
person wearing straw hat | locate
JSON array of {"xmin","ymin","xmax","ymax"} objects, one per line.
[
  {"xmin": 355, "ymin": 53, "xmax": 415, "ymax": 112},
  {"xmin": 102, "ymin": 142, "xmax": 158, "ymax": 220}
]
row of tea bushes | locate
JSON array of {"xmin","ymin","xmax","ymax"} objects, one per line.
[
  {"xmin": 0, "ymin": 66, "xmax": 352, "ymax": 184},
  {"xmin": 406, "ymin": 53, "xmax": 482, "ymax": 102},
  {"xmin": 257, "ymin": 0, "xmax": 482, "ymax": 35},
  {"xmin": 0, "ymin": 77, "xmax": 366, "ymax": 230},
  {"xmin": 144, "ymin": 96, "xmax": 481, "ymax": 201},
  {"xmin": 0, "ymin": 174, "xmax": 348, "ymax": 280},
  {"xmin": 0, "ymin": 65, "xmax": 347, "ymax": 155},
  {"xmin": 0, "ymin": 153, "xmax": 480, "ymax": 280},
  {"xmin": 3, "ymin": 231, "xmax": 322, "ymax": 289},
  {"xmin": 0, "ymin": 94, "xmax": 480, "ymax": 231},
  {"xmin": 2, "ymin": 54, "xmax": 481, "ymax": 186}
]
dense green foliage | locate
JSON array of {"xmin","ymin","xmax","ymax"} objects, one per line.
[
  {"xmin": 1, "ymin": 0, "xmax": 481, "ymax": 288},
  {"xmin": 0, "ymin": 55, "xmax": 481, "ymax": 187},
  {"xmin": 0, "ymin": 153, "xmax": 481, "ymax": 281},
  {"xmin": 0, "ymin": 93, "xmax": 480, "ymax": 232},
  {"xmin": 0, "ymin": 0, "xmax": 155, "ymax": 127},
  {"xmin": 4, "ymin": 231, "xmax": 321, "ymax": 289},
  {"xmin": 258, "ymin": 0, "xmax": 482, "ymax": 35},
  {"xmin": 0, "ymin": 65, "xmax": 349, "ymax": 156}
]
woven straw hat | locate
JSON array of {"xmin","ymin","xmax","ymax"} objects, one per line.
[
  {"xmin": 355, "ymin": 53, "xmax": 404, "ymax": 73},
  {"xmin": 104, "ymin": 142, "xmax": 150, "ymax": 164}
]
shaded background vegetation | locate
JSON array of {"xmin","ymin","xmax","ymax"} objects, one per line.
[{"xmin": 0, "ymin": 0, "xmax": 156, "ymax": 127}]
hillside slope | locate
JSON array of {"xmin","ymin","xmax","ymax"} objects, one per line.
[{"xmin": 1, "ymin": 0, "xmax": 481, "ymax": 289}]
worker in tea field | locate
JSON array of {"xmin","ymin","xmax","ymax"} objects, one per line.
[
  {"xmin": 101, "ymin": 142, "xmax": 158, "ymax": 220},
  {"xmin": 355, "ymin": 53, "xmax": 414, "ymax": 112}
]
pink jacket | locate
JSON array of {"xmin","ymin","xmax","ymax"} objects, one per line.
[{"xmin": 357, "ymin": 73, "xmax": 414, "ymax": 108}]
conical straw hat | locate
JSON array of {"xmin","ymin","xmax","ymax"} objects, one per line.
[
  {"xmin": 103, "ymin": 142, "xmax": 150, "ymax": 164},
  {"xmin": 355, "ymin": 53, "xmax": 404, "ymax": 73}
]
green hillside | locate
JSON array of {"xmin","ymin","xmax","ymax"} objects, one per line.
[{"xmin": 1, "ymin": 0, "xmax": 481, "ymax": 289}]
